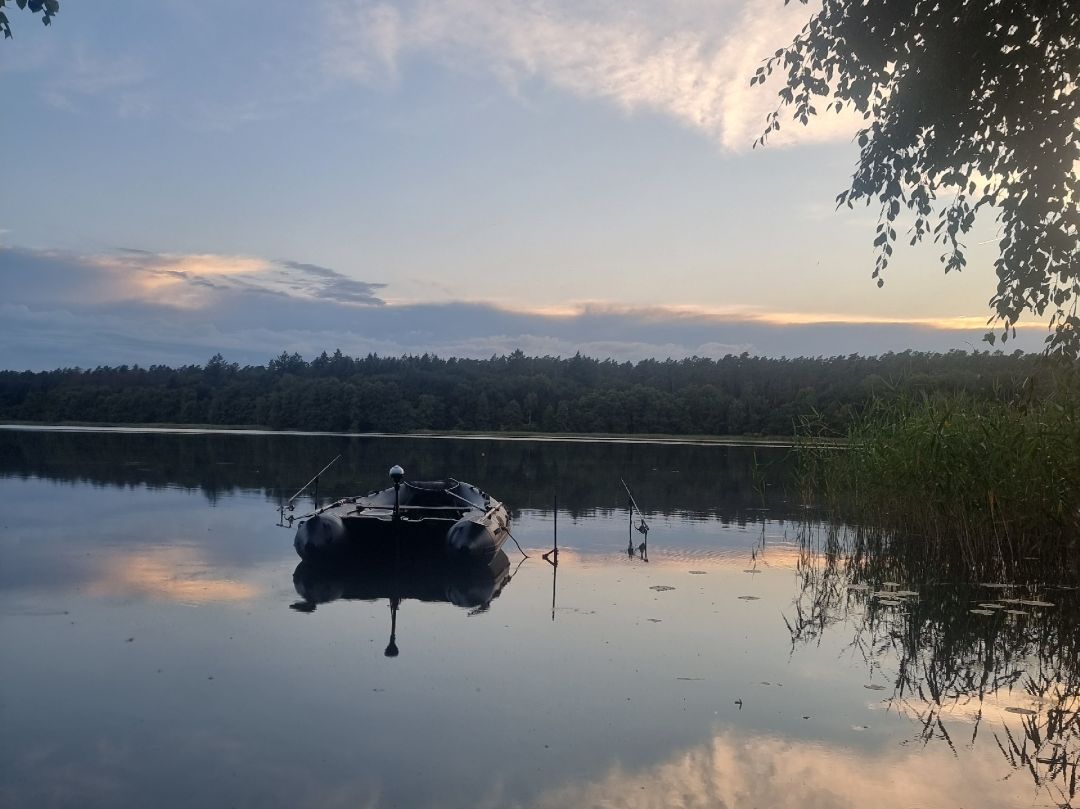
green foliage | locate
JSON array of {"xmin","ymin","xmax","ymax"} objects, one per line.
[
  {"xmin": 757, "ymin": 1, "xmax": 1080, "ymax": 356},
  {"xmin": 0, "ymin": 348, "xmax": 1061, "ymax": 437},
  {"xmin": 802, "ymin": 371, "xmax": 1080, "ymax": 576},
  {"xmin": 0, "ymin": 0, "xmax": 59, "ymax": 39}
]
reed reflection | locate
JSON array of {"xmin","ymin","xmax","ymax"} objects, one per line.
[{"xmin": 787, "ymin": 523, "xmax": 1080, "ymax": 807}]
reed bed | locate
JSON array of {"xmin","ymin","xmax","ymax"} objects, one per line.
[{"xmin": 796, "ymin": 373, "xmax": 1080, "ymax": 578}]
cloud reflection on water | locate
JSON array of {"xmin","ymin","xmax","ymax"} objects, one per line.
[
  {"xmin": 86, "ymin": 546, "xmax": 260, "ymax": 605},
  {"xmin": 526, "ymin": 727, "xmax": 1025, "ymax": 809}
]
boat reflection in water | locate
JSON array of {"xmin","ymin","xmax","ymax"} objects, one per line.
[{"xmin": 291, "ymin": 550, "xmax": 513, "ymax": 657}]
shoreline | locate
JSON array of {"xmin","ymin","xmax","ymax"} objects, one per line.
[{"xmin": 0, "ymin": 421, "xmax": 843, "ymax": 448}]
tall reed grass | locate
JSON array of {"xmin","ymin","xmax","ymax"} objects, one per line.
[{"xmin": 796, "ymin": 368, "xmax": 1080, "ymax": 578}]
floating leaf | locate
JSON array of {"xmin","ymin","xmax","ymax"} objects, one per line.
[
  {"xmin": 737, "ymin": 595, "xmax": 760, "ymax": 601},
  {"xmin": 688, "ymin": 570, "xmax": 707, "ymax": 575},
  {"xmin": 649, "ymin": 585, "xmax": 675, "ymax": 592},
  {"xmin": 864, "ymin": 684, "xmax": 887, "ymax": 691},
  {"xmin": 1005, "ymin": 707, "xmax": 1037, "ymax": 716},
  {"xmin": 969, "ymin": 608, "xmax": 995, "ymax": 615},
  {"xmin": 978, "ymin": 603, "xmax": 1006, "ymax": 609},
  {"xmin": 1017, "ymin": 599, "xmax": 1054, "ymax": 607},
  {"xmin": 1004, "ymin": 609, "xmax": 1028, "ymax": 616}
]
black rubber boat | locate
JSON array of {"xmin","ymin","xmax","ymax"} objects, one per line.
[{"xmin": 293, "ymin": 465, "xmax": 510, "ymax": 560}]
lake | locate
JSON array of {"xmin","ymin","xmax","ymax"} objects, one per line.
[{"xmin": 1, "ymin": 427, "xmax": 1076, "ymax": 809}]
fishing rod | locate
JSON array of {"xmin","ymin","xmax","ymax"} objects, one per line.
[
  {"xmin": 621, "ymin": 478, "xmax": 650, "ymax": 534},
  {"xmin": 284, "ymin": 454, "xmax": 342, "ymax": 512}
]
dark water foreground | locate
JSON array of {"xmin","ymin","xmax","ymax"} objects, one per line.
[{"xmin": 1, "ymin": 427, "xmax": 1076, "ymax": 809}]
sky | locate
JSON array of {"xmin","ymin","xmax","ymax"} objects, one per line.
[{"xmin": 0, "ymin": 0, "xmax": 1047, "ymax": 370}]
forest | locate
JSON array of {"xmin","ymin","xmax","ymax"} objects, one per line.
[{"xmin": 0, "ymin": 349, "xmax": 1060, "ymax": 437}]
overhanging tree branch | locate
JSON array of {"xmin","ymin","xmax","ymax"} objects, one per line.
[
  {"xmin": 0, "ymin": 0, "xmax": 59, "ymax": 40},
  {"xmin": 756, "ymin": 0, "xmax": 1080, "ymax": 356}
]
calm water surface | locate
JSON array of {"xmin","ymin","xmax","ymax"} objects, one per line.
[{"xmin": 1, "ymin": 428, "xmax": 1077, "ymax": 809}]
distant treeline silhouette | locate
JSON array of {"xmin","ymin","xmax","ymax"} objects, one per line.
[{"xmin": 0, "ymin": 349, "xmax": 1051, "ymax": 436}]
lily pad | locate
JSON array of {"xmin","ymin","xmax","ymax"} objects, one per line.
[
  {"xmin": 688, "ymin": 570, "xmax": 707, "ymax": 575},
  {"xmin": 969, "ymin": 608, "xmax": 996, "ymax": 616},
  {"xmin": 649, "ymin": 585, "xmax": 675, "ymax": 592},
  {"xmin": 863, "ymin": 684, "xmax": 887, "ymax": 691},
  {"xmin": 1005, "ymin": 707, "xmax": 1037, "ymax": 716},
  {"xmin": 978, "ymin": 603, "xmax": 1006, "ymax": 610},
  {"xmin": 737, "ymin": 595, "xmax": 760, "ymax": 601},
  {"xmin": 1017, "ymin": 599, "xmax": 1054, "ymax": 607},
  {"xmin": 1004, "ymin": 609, "xmax": 1028, "ymax": 616}
]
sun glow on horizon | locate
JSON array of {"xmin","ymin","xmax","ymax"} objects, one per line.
[{"xmin": 414, "ymin": 299, "xmax": 1049, "ymax": 332}]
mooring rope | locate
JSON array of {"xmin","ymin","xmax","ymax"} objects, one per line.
[{"xmin": 506, "ymin": 528, "xmax": 530, "ymax": 559}]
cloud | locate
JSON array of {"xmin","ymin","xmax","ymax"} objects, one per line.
[
  {"xmin": 278, "ymin": 261, "xmax": 388, "ymax": 304},
  {"xmin": 0, "ymin": 246, "xmax": 386, "ymax": 310},
  {"xmin": 0, "ymin": 245, "xmax": 1046, "ymax": 371},
  {"xmin": 42, "ymin": 46, "xmax": 154, "ymax": 117},
  {"xmin": 499, "ymin": 301, "xmax": 1041, "ymax": 333},
  {"xmin": 322, "ymin": 0, "xmax": 860, "ymax": 151}
]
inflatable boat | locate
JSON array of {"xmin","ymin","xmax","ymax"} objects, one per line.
[{"xmin": 293, "ymin": 465, "xmax": 510, "ymax": 560}]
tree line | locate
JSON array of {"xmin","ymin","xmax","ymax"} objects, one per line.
[{"xmin": 0, "ymin": 349, "xmax": 1063, "ymax": 436}]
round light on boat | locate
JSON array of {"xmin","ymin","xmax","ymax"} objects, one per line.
[{"xmin": 389, "ymin": 465, "xmax": 405, "ymax": 485}]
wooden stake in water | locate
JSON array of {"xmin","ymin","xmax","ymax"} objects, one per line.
[
  {"xmin": 543, "ymin": 493, "xmax": 559, "ymax": 562},
  {"xmin": 543, "ymin": 493, "xmax": 559, "ymax": 620}
]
